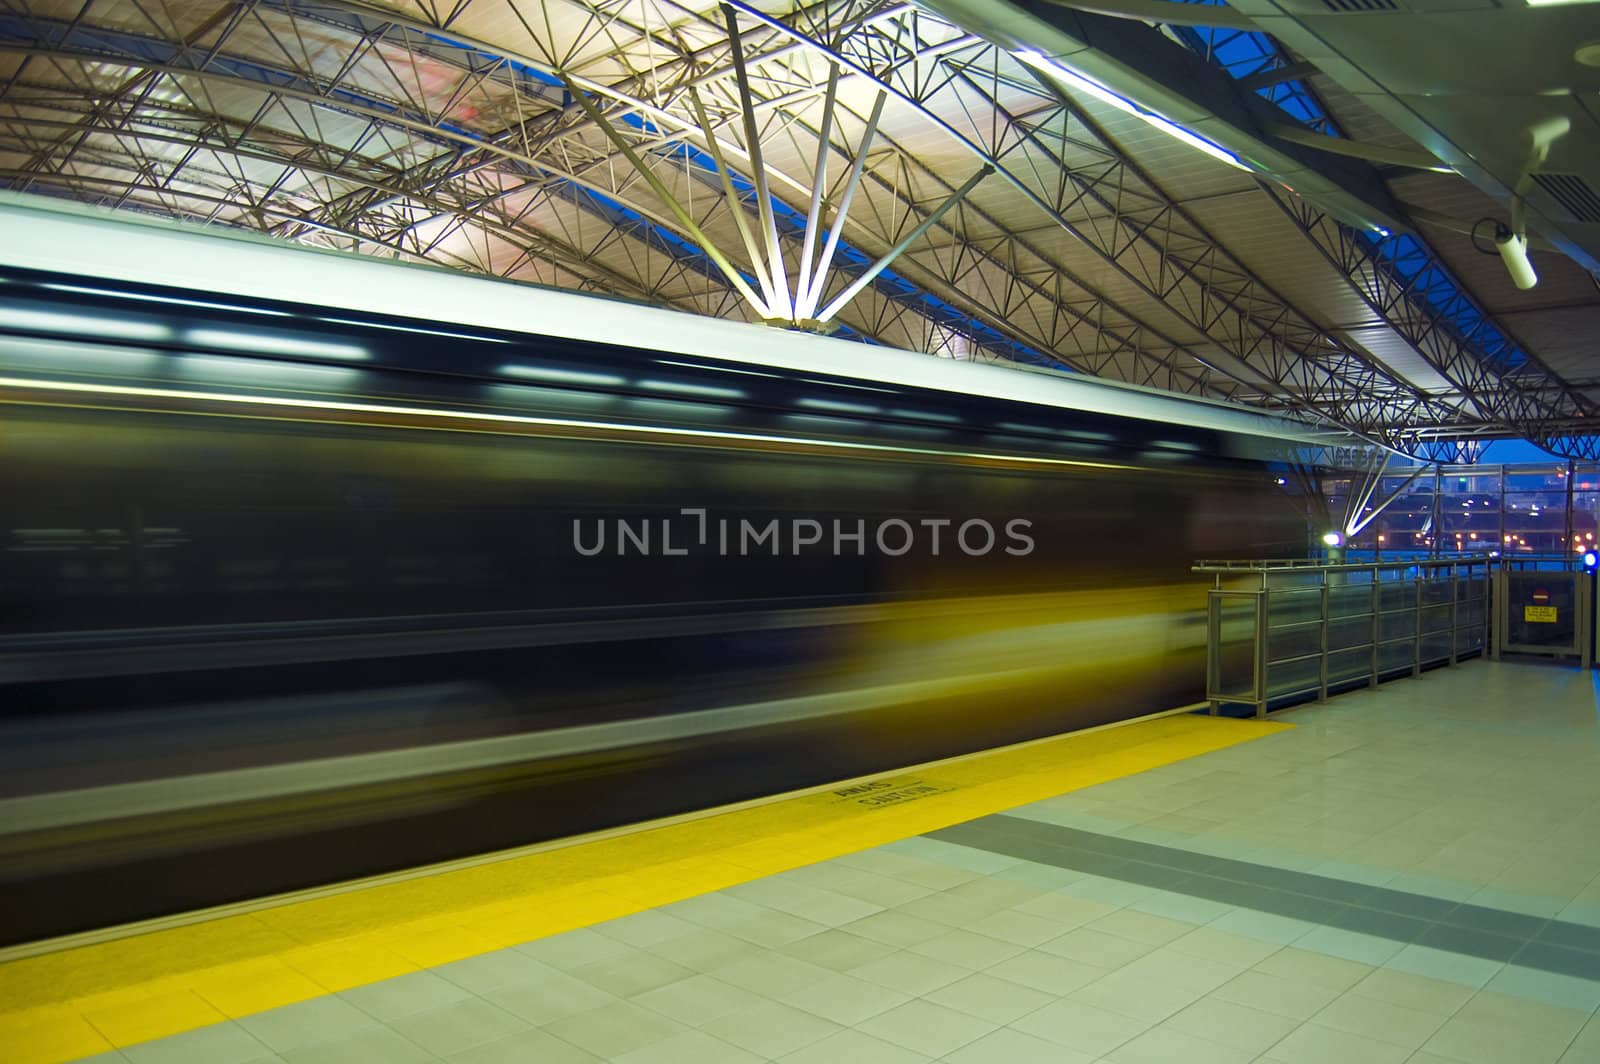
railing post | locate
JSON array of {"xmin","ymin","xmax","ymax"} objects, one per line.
[
  {"xmin": 1369, "ymin": 565, "xmax": 1380, "ymax": 687},
  {"xmin": 1412, "ymin": 564, "xmax": 1423, "ymax": 677},
  {"xmin": 1448, "ymin": 562, "xmax": 1459, "ymax": 666},
  {"xmin": 1255, "ymin": 577, "xmax": 1270, "ymax": 719},
  {"xmin": 1318, "ymin": 570, "xmax": 1330, "ymax": 702}
]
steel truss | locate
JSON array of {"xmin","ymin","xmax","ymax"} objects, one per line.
[{"xmin": 0, "ymin": 0, "xmax": 1576, "ymax": 453}]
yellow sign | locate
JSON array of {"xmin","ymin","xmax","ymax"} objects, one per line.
[{"xmin": 1525, "ymin": 605, "xmax": 1558, "ymax": 623}]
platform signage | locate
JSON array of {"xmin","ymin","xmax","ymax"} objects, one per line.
[
  {"xmin": 1525, "ymin": 605, "xmax": 1558, "ymax": 623},
  {"xmin": 1531, "ymin": 588, "xmax": 1551, "ymax": 605}
]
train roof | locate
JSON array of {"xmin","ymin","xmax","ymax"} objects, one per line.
[{"xmin": 0, "ymin": 190, "xmax": 1342, "ymax": 446}]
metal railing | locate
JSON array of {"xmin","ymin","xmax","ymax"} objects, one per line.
[{"xmin": 1194, "ymin": 558, "xmax": 1493, "ymax": 718}]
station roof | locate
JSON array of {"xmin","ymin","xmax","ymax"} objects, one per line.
[{"xmin": 2, "ymin": 0, "xmax": 1597, "ymax": 461}]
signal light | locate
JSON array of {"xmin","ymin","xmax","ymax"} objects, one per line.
[{"xmin": 1584, "ymin": 550, "xmax": 1597, "ymax": 573}]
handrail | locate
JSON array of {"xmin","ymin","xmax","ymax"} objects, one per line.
[{"xmin": 1198, "ymin": 555, "xmax": 1492, "ymax": 718}]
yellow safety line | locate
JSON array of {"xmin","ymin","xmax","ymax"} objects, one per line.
[{"xmin": 0, "ymin": 711, "xmax": 1288, "ymax": 1063}]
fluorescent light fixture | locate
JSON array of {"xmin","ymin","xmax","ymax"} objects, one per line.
[
  {"xmin": 1012, "ymin": 49, "xmax": 1251, "ymax": 172},
  {"xmin": 501, "ymin": 364, "xmax": 624, "ymax": 386},
  {"xmin": 639, "ymin": 379, "xmax": 746, "ymax": 400},
  {"xmin": 656, "ymin": 358, "xmax": 780, "ymax": 378},
  {"xmin": 1526, "ymin": 0, "xmax": 1598, "ymax": 6},
  {"xmin": 798, "ymin": 377, "xmax": 898, "ymax": 394},
  {"xmin": 798, "ymin": 397, "xmax": 879, "ymax": 414},
  {"xmin": 890, "ymin": 409, "xmax": 962, "ymax": 423},
  {"xmin": 0, "ymin": 306, "xmax": 172, "ymax": 341},
  {"xmin": 176, "ymin": 354, "xmax": 359, "ymax": 383},
  {"xmin": 318, "ymin": 317, "xmax": 509, "ymax": 343},
  {"xmin": 0, "ymin": 374, "xmax": 1142, "ymax": 473},
  {"xmin": 186, "ymin": 328, "xmax": 369, "ymax": 360},
  {"xmin": 44, "ymin": 283, "xmax": 292, "ymax": 317}
]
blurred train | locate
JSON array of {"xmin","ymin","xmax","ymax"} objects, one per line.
[{"xmin": 0, "ymin": 193, "xmax": 1315, "ymax": 942}]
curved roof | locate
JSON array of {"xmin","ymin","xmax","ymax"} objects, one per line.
[{"xmin": 1, "ymin": 0, "xmax": 1596, "ymax": 460}]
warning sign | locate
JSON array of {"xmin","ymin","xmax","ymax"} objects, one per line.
[
  {"xmin": 1525, "ymin": 605, "xmax": 1558, "ymax": 623},
  {"xmin": 1531, "ymin": 587, "xmax": 1551, "ymax": 605}
]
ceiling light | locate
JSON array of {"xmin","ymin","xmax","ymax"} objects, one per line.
[{"xmin": 1012, "ymin": 50, "xmax": 1251, "ymax": 172}]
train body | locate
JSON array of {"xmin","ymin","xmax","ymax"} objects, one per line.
[{"xmin": 0, "ymin": 193, "xmax": 1313, "ymax": 941}]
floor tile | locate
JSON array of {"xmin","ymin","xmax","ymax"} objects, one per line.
[
  {"xmin": 777, "ymin": 972, "xmax": 910, "ymax": 1025},
  {"xmin": 1311, "ymin": 989, "xmax": 1447, "ymax": 1049},
  {"xmin": 610, "ymin": 1028, "xmax": 765, "ymax": 1064},
  {"xmin": 1264, "ymin": 1021, "xmax": 1412, "ymax": 1064},
  {"xmin": 1252, "ymin": 946, "xmax": 1373, "ymax": 991},
  {"xmin": 1211, "ymin": 970, "xmax": 1342, "ymax": 1021},
  {"xmin": 1038, "ymin": 927, "xmax": 1155, "ymax": 969},
  {"xmin": 778, "ymin": 928, "xmax": 898, "ymax": 972},
  {"xmin": 387, "ymin": 996, "xmax": 529, "ymax": 1057},
  {"xmin": 855, "ymin": 998, "xmax": 996, "ymax": 1056},
  {"xmin": 942, "ymin": 1026, "xmax": 1094, "ymax": 1064},
  {"xmin": 544, "ymin": 1001, "xmax": 691, "ymax": 1059},
  {"xmin": 237, "ymin": 997, "xmax": 377, "ymax": 1054},
  {"xmin": 630, "ymin": 973, "xmax": 765, "ymax": 1028},
  {"xmin": 701, "ymin": 999, "xmax": 841, "ymax": 1058},
  {"xmin": 482, "ymin": 971, "xmax": 618, "ymax": 1025},
  {"xmin": 445, "ymin": 1028, "xmax": 599, "ymax": 1063},
  {"xmin": 775, "ymin": 1028, "xmax": 933, "ymax": 1064},
  {"xmin": 921, "ymin": 971, "xmax": 1056, "ymax": 1025},
  {"xmin": 847, "ymin": 950, "xmax": 969, "ymax": 996},
  {"xmin": 1009, "ymin": 997, "xmax": 1151, "ymax": 1056},
  {"xmin": 1159, "ymin": 996, "xmax": 1297, "ymax": 1055},
  {"xmin": 278, "ymin": 1026, "xmax": 433, "ymax": 1064},
  {"xmin": 1102, "ymin": 1025, "xmax": 1256, "ymax": 1064},
  {"xmin": 121, "ymin": 1022, "xmax": 274, "ymax": 1064}
]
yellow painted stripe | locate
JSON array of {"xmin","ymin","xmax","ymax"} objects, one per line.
[{"xmin": 0, "ymin": 711, "xmax": 1288, "ymax": 1062}]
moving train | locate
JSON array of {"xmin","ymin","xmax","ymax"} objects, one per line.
[{"xmin": 0, "ymin": 193, "xmax": 1315, "ymax": 942}]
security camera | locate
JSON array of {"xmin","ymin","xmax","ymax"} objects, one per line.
[
  {"xmin": 1494, "ymin": 229, "xmax": 1538, "ymax": 290},
  {"xmin": 1495, "ymin": 115, "xmax": 1571, "ymax": 290}
]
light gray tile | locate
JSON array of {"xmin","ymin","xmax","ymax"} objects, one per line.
[
  {"xmin": 777, "ymin": 972, "xmax": 910, "ymax": 1026},
  {"xmin": 1103, "ymin": 1025, "xmax": 1257, "ymax": 1064},
  {"xmin": 433, "ymin": 949, "xmax": 558, "ymax": 995},
  {"xmin": 774, "ymin": 1028, "xmax": 933, "ymax": 1064},
  {"xmin": 921, "ymin": 971, "xmax": 1056, "ymax": 1025},
  {"xmin": 610, "ymin": 1028, "xmax": 765, "ymax": 1064},
  {"xmin": 278, "ymin": 1026, "xmax": 433, "ymax": 1064},
  {"xmin": 846, "ymin": 951, "xmax": 969, "ymax": 996},
  {"xmin": 513, "ymin": 929, "xmax": 635, "ymax": 971},
  {"xmin": 481, "ymin": 971, "xmax": 618, "ymax": 1025},
  {"xmin": 445, "ymin": 1027, "xmax": 599, "ymax": 1064},
  {"xmin": 777, "ymin": 929, "xmax": 899, "ymax": 971},
  {"xmin": 387, "ymin": 996, "xmax": 529, "ymax": 1057},
  {"xmin": 1159, "ymin": 996, "xmax": 1298, "ymax": 1056},
  {"xmin": 123, "ymin": 1021, "xmax": 274, "ymax": 1064},
  {"xmin": 569, "ymin": 951, "xmax": 697, "ymax": 998},
  {"xmin": 904, "ymin": 928, "xmax": 1024, "ymax": 970},
  {"xmin": 983, "ymin": 950, "xmax": 1106, "ymax": 996},
  {"xmin": 544, "ymin": 1001, "xmax": 691, "ymax": 1059},
  {"xmin": 701, "ymin": 999, "xmax": 841, "ymax": 1058},
  {"xmin": 1010, "ymin": 997, "xmax": 1151, "ymax": 1056},
  {"xmin": 238, "ymin": 996, "xmax": 378, "ymax": 1054},
  {"xmin": 837, "ymin": 909, "xmax": 947, "ymax": 948},
  {"xmin": 340, "ymin": 970, "xmax": 474, "ymax": 1022},
  {"xmin": 942, "ymin": 1026, "xmax": 1095, "ymax": 1064},
  {"xmin": 631, "ymin": 973, "xmax": 765, "ymax": 1027},
  {"xmin": 856, "ymin": 999, "xmax": 996, "ymax": 1057}
]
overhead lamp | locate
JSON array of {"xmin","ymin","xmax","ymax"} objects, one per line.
[
  {"xmin": 1012, "ymin": 50, "xmax": 1251, "ymax": 172},
  {"xmin": 1322, "ymin": 531, "xmax": 1344, "ymax": 547}
]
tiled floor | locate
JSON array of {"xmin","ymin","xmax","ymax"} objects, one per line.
[{"xmin": 81, "ymin": 659, "xmax": 1600, "ymax": 1062}]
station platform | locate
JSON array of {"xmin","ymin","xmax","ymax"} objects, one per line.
[{"xmin": 5, "ymin": 660, "xmax": 1600, "ymax": 1064}]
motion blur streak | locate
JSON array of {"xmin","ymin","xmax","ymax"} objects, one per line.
[{"xmin": 0, "ymin": 197, "xmax": 1310, "ymax": 946}]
